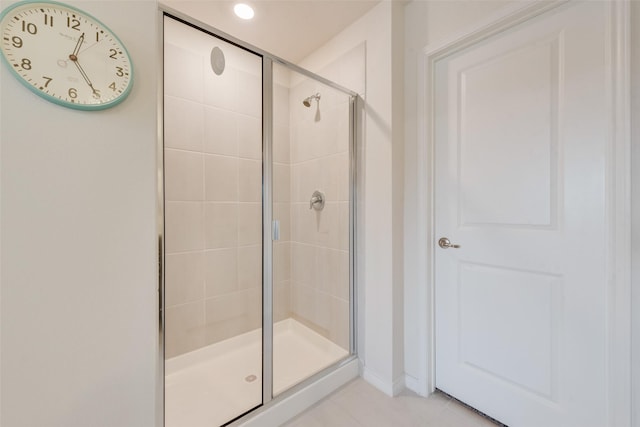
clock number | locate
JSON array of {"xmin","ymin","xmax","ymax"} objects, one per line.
[
  {"xmin": 109, "ymin": 49, "xmax": 118, "ymax": 59},
  {"xmin": 68, "ymin": 88, "xmax": 78, "ymax": 99},
  {"xmin": 44, "ymin": 14, "xmax": 53, "ymax": 27},
  {"xmin": 20, "ymin": 58, "xmax": 32, "ymax": 70},
  {"xmin": 109, "ymin": 82, "xmax": 116, "ymax": 91},
  {"xmin": 21, "ymin": 21, "xmax": 37, "ymax": 34},
  {"xmin": 67, "ymin": 17, "xmax": 80, "ymax": 31},
  {"xmin": 115, "ymin": 66, "xmax": 124, "ymax": 77},
  {"xmin": 11, "ymin": 36, "xmax": 22, "ymax": 48},
  {"xmin": 96, "ymin": 31, "xmax": 100, "ymax": 42},
  {"xmin": 92, "ymin": 89, "xmax": 101, "ymax": 99},
  {"xmin": 42, "ymin": 76, "xmax": 53, "ymax": 87}
]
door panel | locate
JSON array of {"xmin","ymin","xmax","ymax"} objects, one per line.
[
  {"xmin": 434, "ymin": 3, "xmax": 609, "ymax": 426},
  {"xmin": 458, "ymin": 36, "xmax": 558, "ymax": 227}
]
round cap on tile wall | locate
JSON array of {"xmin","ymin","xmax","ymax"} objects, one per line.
[{"xmin": 211, "ymin": 46, "xmax": 225, "ymax": 75}]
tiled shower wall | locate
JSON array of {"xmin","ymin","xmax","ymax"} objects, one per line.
[
  {"xmin": 285, "ymin": 79, "xmax": 351, "ymax": 350},
  {"xmin": 164, "ymin": 40, "xmax": 282, "ymax": 358},
  {"xmin": 276, "ymin": 44, "xmax": 365, "ymax": 351},
  {"xmin": 273, "ymin": 76, "xmax": 293, "ymax": 323},
  {"xmin": 164, "ymin": 34, "xmax": 363, "ymax": 358}
]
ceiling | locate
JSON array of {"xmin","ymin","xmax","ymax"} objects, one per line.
[{"xmin": 162, "ymin": 0, "xmax": 380, "ymax": 63}]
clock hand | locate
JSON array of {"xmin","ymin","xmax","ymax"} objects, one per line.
[
  {"xmin": 71, "ymin": 58, "xmax": 100, "ymax": 97},
  {"xmin": 70, "ymin": 33, "xmax": 85, "ymax": 61}
]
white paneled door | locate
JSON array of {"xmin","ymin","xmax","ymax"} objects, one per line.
[{"xmin": 434, "ymin": 2, "xmax": 612, "ymax": 426}]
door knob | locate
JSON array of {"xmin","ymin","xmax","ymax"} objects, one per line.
[{"xmin": 438, "ymin": 237, "xmax": 460, "ymax": 249}]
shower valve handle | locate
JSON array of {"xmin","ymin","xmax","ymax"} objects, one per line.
[{"xmin": 310, "ymin": 190, "xmax": 325, "ymax": 211}]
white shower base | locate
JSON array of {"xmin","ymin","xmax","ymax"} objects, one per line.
[{"xmin": 165, "ymin": 318, "xmax": 349, "ymax": 427}]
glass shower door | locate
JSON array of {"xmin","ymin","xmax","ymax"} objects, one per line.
[
  {"xmin": 163, "ymin": 16, "xmax": 263, "ymax": 427},
  {"xmin": 271, "ymin": 63, "xmax": 352, "ymax": 396}
]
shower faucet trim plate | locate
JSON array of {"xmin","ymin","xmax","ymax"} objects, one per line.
[{"xmin": 310, "ymin": 190, "xmax": 325, "ymax": 211}]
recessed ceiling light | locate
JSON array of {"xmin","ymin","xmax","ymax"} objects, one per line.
[{"xmin": 234, "ymin": 3, "xmax": 254, "ymax": 20}]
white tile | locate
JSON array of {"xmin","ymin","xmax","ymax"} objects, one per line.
[
  {"xmin": 204, "ymin": 203, "xmax": 238, "ymax": 249},
  {"xmin": 273, "ymin": 123, "xmax": 290, "ymax": 164},
  {"xmin": 237, "ymin": 203, "xmax": 261, "ymax": 246},
  {"xmin": 165, "ymin": 149, "xmax": 203, "ymax": 201},
  {"xmin": 203, "ymin": 59, "xmax": 237, "ymax": 111},
  {"xmin": 290, "ymin": 284, "xmax": 315, "ymax": 328},
  {"xmin": 291, "ymin": 243, "xmax": 316, "ymax": 287},
  {"xmin": 165, "ymin": 202, "xmax": 204, "ymax": 253},
  {"xmin": 313, "ymin": 290, "xmax": 332, "ymax": 332},
  {"xmin": 238, "ymin": 160, "xmax": 262, "ymax": 202},
  {"xmin": 165, "ymin": 252, "xmax": 205, "ymax": 307},
  {"xmin": 336, "ymin": 250, "xmax": 350, "ymax": 301},
  {"xmin": 311, "ymin": 108, "xmax": 338, "ymax": 159},
  {"xmin": 330, "ymin": 297, "xmax": 350, "ymax": 350},
  {"xmin": 318, "ymin": 155, "xmax": 339, "ymax": 203},
  {"xmin": 293, "ymin": 159, "xmax": 320, "ymax": 203},
  {"xmin": 338, "ymin": 152, "xmax": 350, "ymax": 202},
  {"xmin": 273, "ymin": 163, "xmax": 290, "ymax": 203},
  {"xmin": 291, "ymin": 203, "xmax": 315, "ymax": 245},
  {"xmin": 165, "ymin": 43, "xmax": 204, "ymax": 103},
  {"xmin": 315, "ymin": 247, "xmax": 339, "ymax": 296},
  {"xmin": 165, "ymin": 301, "xmax": 205, "ymax": 358},
  {"xmin": 237, "ymin": 245, "xmax": 261, "ymax": 290},
  {"xmin": 204, "ymin": 106, "xmax": 237, "ymax": 156},
  {"xmin": 273, "ymin": 82, "xmax": 290, "ymax": 126},
  {"xmin": 238, "ymin": 115, "xmax": 262, "ymax": 160},
  {"xmin": 338, "ymin": 202, "xmax": 350, "ymax": 251},
  {"xmin": 274, "ymin": 242, "xmax": 291, "ymax": 282},
  {"xmin": 205, "ymin": 291, "xmax": 246, "ymax": 323},
  {"xmin": 235, "ymin": 70, "xmax": 262, "ymax": 118},
  {"xmin": 204, "ymin": 248, "xmax": 237, "ymax": 297},
  {"xmin": 316, "ymin": 202, "xmax": 340, "ymax": 249},
  {"xmin": 204, "ymin": 155, "xmax": 238, "ymax": 201},
  {"xmin": 164, "ymin": 96, "xmax": 204, "ymax": 152},
  {"xmin": 273, "ymin": 281, "xmax": 291, "ymax": 322},
  {"xmin": 336, "ymin": 103, "xmax": 351, "ymax": 154}
]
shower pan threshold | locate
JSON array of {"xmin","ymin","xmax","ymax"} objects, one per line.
[{"xmin": 165, "ymin": 318, "xmax": 349, "ymax": 427}]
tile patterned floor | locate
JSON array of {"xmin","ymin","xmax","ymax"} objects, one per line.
[{"xmin": 282, "ymin": 378, "xmax": 501, "ymax": 427}]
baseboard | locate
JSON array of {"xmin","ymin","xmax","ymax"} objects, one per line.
[
  {"xmin": 404, "ymin": 374, "xmax": 420, "ymax": 394},
  {"xmin": 362, "ymin": 367, "xmax": 406, "ymax": 396}
]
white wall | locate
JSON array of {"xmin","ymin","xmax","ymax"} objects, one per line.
[
  {"xmin": 298, "ymin": 0, "xmax": 406, "ymax": 396},
  {"xmin": 403, "ymin": 0, "xmax": 511, "ymax": 392},
  {"xmin": 0, "ymin": 1, "xmax": 160, "ymax": 426}
]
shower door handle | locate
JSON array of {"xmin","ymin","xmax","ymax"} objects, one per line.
[{"xmin": 272, "ymin": 220, "xmax": 280, "ymax": 241}]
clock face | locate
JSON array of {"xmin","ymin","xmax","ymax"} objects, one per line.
[{"xmin": 0, "ymin": 1, "xmax": 133, "ymax": 110}]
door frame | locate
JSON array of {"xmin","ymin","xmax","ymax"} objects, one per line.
[{"xmin": 413, "ymin": 0, "xmax": 631, "ymax": 424}]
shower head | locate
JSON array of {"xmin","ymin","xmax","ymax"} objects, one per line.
[{"xmin": 303, "ymin": 93, "xmax": 321, "ymax": 107}]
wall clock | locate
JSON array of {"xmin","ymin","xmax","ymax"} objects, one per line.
[{"xmin": 0, "ymin": 0, "xmax": 133, "ymax": 110}]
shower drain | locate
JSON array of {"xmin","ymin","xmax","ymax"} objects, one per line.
[{"xmin": 244, "ymin": 374, "xmax": 257, "ymax": 383}]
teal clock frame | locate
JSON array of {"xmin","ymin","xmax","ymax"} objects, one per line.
[{"xmin": 0, "ymin": 0, "xmax": 134, "ymax": 111}]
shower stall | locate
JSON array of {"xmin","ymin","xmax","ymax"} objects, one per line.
[{"xmin": 162, "ymin": 12, "xmax": 357, "ymax": 427}]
